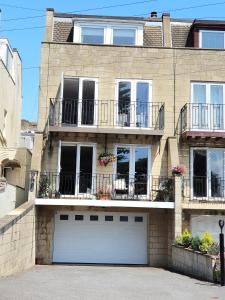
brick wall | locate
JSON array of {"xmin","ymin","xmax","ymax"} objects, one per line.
[{"xmin": 0, "ymin": 202, "xmax": 35, "ymax": 277}]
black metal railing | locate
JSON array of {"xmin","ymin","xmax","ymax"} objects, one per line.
[
  {"xmin": 36, "ymin": 172, "xmax": 174, "ymax": 202},
  {"xmin": 49, "ymin": 98, "xmax": 164, "ymax": 130},
  {"xmin": 180, "ymin": 103, "xmax": 225, "ymax": 132},
  {"xmin": 182, "ymin": 176, "xmax": 225, "ymax": 201}
]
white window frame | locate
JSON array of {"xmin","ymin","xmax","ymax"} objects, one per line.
[
  {"xmin": 199, "ymin": 30, "xmax": 225, "ymax": 49},
  {"xmin": 73, "ymin": 22, "xmax": 143, "ymax": 46},
  {"xmin": 191, "ymin": 82, "xmax": 225, "ymax": 131},
  {"xmin": 59, "ymin": 74, "xmax": 98, "ymax": 128},
  {"xmin": 190, "ymin": 147, "xmax": 225, "ymax": 199},
  {"xmin": 115, "ymin": 79, "xmax": 152, "ymax": 128},
  {"xmin": 114, "ymin": 144, "xmax": 151, "ymax": 199},
  {"xmin": 59, "ymin": 141, "xmax": 97, "ymax": 197}
]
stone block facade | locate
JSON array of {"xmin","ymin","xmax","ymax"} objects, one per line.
[
  {"xmin": 172, "ymin": 245, "xmax": 217, "ymax": 282},
  {"xmin": 0, "ymin": 202, "xmax": 35, "ymax": 277}
]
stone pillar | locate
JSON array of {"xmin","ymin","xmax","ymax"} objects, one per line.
[
  {"xmin": 44, "ymin": 8, "xmax": 54, "ymax": 42},
  {"xmin": 174, "ymin": 176, "xmax": 182, "ymax": 237},
  {"xmin": 162, "ymin": 13, "xmax": 171, "ymax": 47}
]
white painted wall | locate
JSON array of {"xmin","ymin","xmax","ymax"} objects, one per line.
[{"xmin": 0, "ymin": 184, "xmax": 26, "ymax": 218}]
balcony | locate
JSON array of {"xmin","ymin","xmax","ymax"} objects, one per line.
[
  {"xmin": 49, "ymin": 98, "xmax": 164, "ymax": 136},
  {"xmin": 182, "ymin": 176, "xmax": 225, "ymax": 209},
  {"xmin": 35, "ymin": 172, "xmax": 174, "ymax": 208},
  {"xmin": 180, "ymin": 103, "xmax": 225, "ymax": 139}
]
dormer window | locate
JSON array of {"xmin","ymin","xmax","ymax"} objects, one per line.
[
  {"xmin": 74, "ymin": 22, "xmax": 143, "ymax": 46},
  {"xmin": 113, "ymin": 28, "xmax": 136, "ymax": 45},
  {"xmin": 200, "ymin": 30, "xmax": 225, "ymax": 49},
  {"xmin": 81, "ymin": 27, "xmax": 104, "ymax": 44}
]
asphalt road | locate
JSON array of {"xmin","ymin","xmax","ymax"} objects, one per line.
[{"xmin": 0, "ymin": 265, "xmax": 224, "ymax": 300}]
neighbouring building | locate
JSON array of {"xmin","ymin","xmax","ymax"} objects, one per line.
[
  {"xmin": 20, "ymin": 119, "xmax": 37, "ymax": 152},
  {"xmin": 0, "ymin": 38, "xmax": 31, "ymax": 217},
  {"xmin": 31, "ymin": 9, "xmax": 225, "ymax": 267}
]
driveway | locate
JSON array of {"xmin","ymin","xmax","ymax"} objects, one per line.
[{"xmin": 0, "ymin": 265, "xmax": 224, "ymax": 300}]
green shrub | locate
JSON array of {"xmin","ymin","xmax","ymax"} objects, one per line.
[
  {"xmin": 208, "ymin": 243, "xmax": 220, "ymax": 256},
  {"xmin": 191, "ymin": 236, "xmax": 201, "ymax": 251},
  {"xmin": 182, "ymin": 229, "xmax": 192, "ymax": 247},
  {"xmin": 175, "ymin": 236, "xmax": 183, "ymax": 246},
  {"xmin": 199, "ymin": 232, "xmax": 214, "ymax": 254},
  {"xmin": 201, "ymin": 232, "xmax": 213, "ymax": 246}
]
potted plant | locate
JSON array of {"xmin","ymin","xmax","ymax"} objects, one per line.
[
  {"xmin": 98, "ymin": 152, "xmax": 117, "ymax": 167},
  {"xmin": 96, "ymin": 186, "xmax": 112, "ymax": 200},
  {"xmin": 38, "ymin": 173, "xmax": 51, "ymax": 198},
  {"xmin": 172, "ymin": 165, "xmax": 185, "ymax": 177}
]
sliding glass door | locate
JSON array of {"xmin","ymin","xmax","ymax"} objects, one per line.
[{"xmin": 192, "ymin": 148, "xmax": 225, "ymax": 198}]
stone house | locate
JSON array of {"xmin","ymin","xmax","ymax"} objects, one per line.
[
  {"xmin": 0, "ymin": 39, "xmax": 31, "ymax": 217},
  {"xmin": 31, "ymin": 9, "xmax": 225, "ymax": 266}
]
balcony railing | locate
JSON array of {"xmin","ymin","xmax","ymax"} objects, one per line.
[
  {"xmin": 182, "ymin": 176, "xmax": 225, "ymax": 202},
  {"xmin": 49, "ymin": 98, "xmax": 164, "ymax": 130},
  {"xmin": 180, "ymin": 103, "xmax": 225, "ymax": 133},
  {"xmin": 37, "ymin": 172, "xmax": 174, "ymax": 202}
]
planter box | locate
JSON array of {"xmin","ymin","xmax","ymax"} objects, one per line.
[{"xmin": 172, "ymin": 245, "xmax": 217, "ymax": 282}]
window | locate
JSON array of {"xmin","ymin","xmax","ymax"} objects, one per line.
[
  {"xmin": 192, "ymin": 148, "xmax": 225, "ymax": 198},
  {"xmin": 191, "ymin": 82, "xmax": 225, "ymax": 130},
  {"xmin": 120, "ymin": 216, "xmax": 128, "ymax": 222},
  {"xmin": 116, "ymin": 145, "xmax": 150, "ymax": 197},
  {"xmin": 200, "ymin": 30, "xmax": 225, "ymax": 49},
  {"xmin": 90, "ymin": 215, "xmax": 98, "ymax": 221},
  {"xmin": 75, "ymin": 215, "xmax": 84, "ymax": 221},
  {"xmin": 135, "ymin": 216, "xmax": 143, "ymax": 222},
  {"xmin": 113, "ymin": 29, "xmax": 136, "ymax": 45},
  {"xmin": 62, "ymin": 77, "xmax": 97, "ymax": 126},
  {"xmin": 81, "ymin": 27, "xmax": 104, "ymax": 44},
  {"xmin": 74, "ymin": 23, "xmax": 143, "ymax": 46},
  {"xmin": 105, "ymin": 215, "xmax": 113, "ymax": 221},
  {"xmin": 117, "ymin": 80, "xmax": 151, "ymax": 128},
  {"xmin": 60, "ymin": 214, "xmax": 68, "ymax": 220}
]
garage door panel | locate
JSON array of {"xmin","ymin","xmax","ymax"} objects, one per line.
[{"xmin": 53, "ymin": 211, "xmax": 148, "ymax": 264}]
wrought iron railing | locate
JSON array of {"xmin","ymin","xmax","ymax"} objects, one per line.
[
  {"xmin": 182, "ymin": 176, "xmax": 225, "ymax": 202},
  {"xmin": 49, "ymin": 98, "xmax": 164, "ymax": 130},
  {"xmin": 180, "ymin": 103, "xmax": 225, "ymax": 132},
  {"xmin": 36, "ymin": 172, "xmax": 174, "ymax": 202}
]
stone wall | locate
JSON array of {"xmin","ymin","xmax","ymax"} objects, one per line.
[
  {"xmin": 0, "ymin": 202, "xmax": 35, "ymax": 277},
  {"xmin": 171, "ymin": 245, "xmax": 217, "ymax": 282}
]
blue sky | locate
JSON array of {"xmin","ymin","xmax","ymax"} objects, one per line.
[{"xmin": 1, "ymin": 0, "xmax": 225, "ymax": 122}]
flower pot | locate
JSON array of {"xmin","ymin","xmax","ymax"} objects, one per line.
[{"xmin": 99, "ymin": 193, "xmax": 111, "ymax": 200}]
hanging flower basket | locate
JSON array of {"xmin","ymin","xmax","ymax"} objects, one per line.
[
  {"xmin": 98, "ymin": 153, "xmax": 117, "ymax": 167},
  {"xmin": 172, "ymin": 165, "xmax": 185, "ymax": 177}
]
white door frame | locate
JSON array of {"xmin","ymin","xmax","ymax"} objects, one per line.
[
  {"xmin": 59, "ymin": 142, "xmax": 96, "ymax": 196},
  {"xmin": 190, "ymin": 147, "xmax": 225, "ymax": 199},
  {"xmin": 60, "ymin": 75, "xmax": 98, "ymax": 127},
  {"xmin": 115, "ymin": 79, "xmax": 152, "ymax": 128},
  {"xmin": 191, "ymin": 82, "xmax": 225, "ymax": 131},
  {"xmin": 114, "ymin": 144, "xmax": 151, "ymax": 198}
]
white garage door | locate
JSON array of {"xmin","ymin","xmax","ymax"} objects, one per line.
[
  {"xmin": 53, "ymin": 211, "xmax": 148, "ymax": 264},
  {"xmin": 191, "ymin": 215, "xmax": 225, "ymax": 242}
]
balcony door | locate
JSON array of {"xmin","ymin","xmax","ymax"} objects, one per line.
[
  {"xmin": 191, "ymin": 83, "xmax": 225, "ymax": 130},
  {"xmin": 61, "ymin": 77, "xmax": 97, "ymax": 126},
  {"xmin": 115, "ymin": 145, "xmax": 151, "ymax": 198},
  {"xmin": 59, "ymin": 143, "xmax": 95, "ymax": 196},
  {"xmin": 117, "ymin": 80, "xmax": 151, "ymax": 128},
  {"xmin": 192, "ymin": 148, "xmax": 225, "ymax": 198}
]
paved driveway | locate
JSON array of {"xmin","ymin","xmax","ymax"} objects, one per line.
[{"xmin": 0, "ymin": 265, "xmax": 224, "ymax": 300}]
